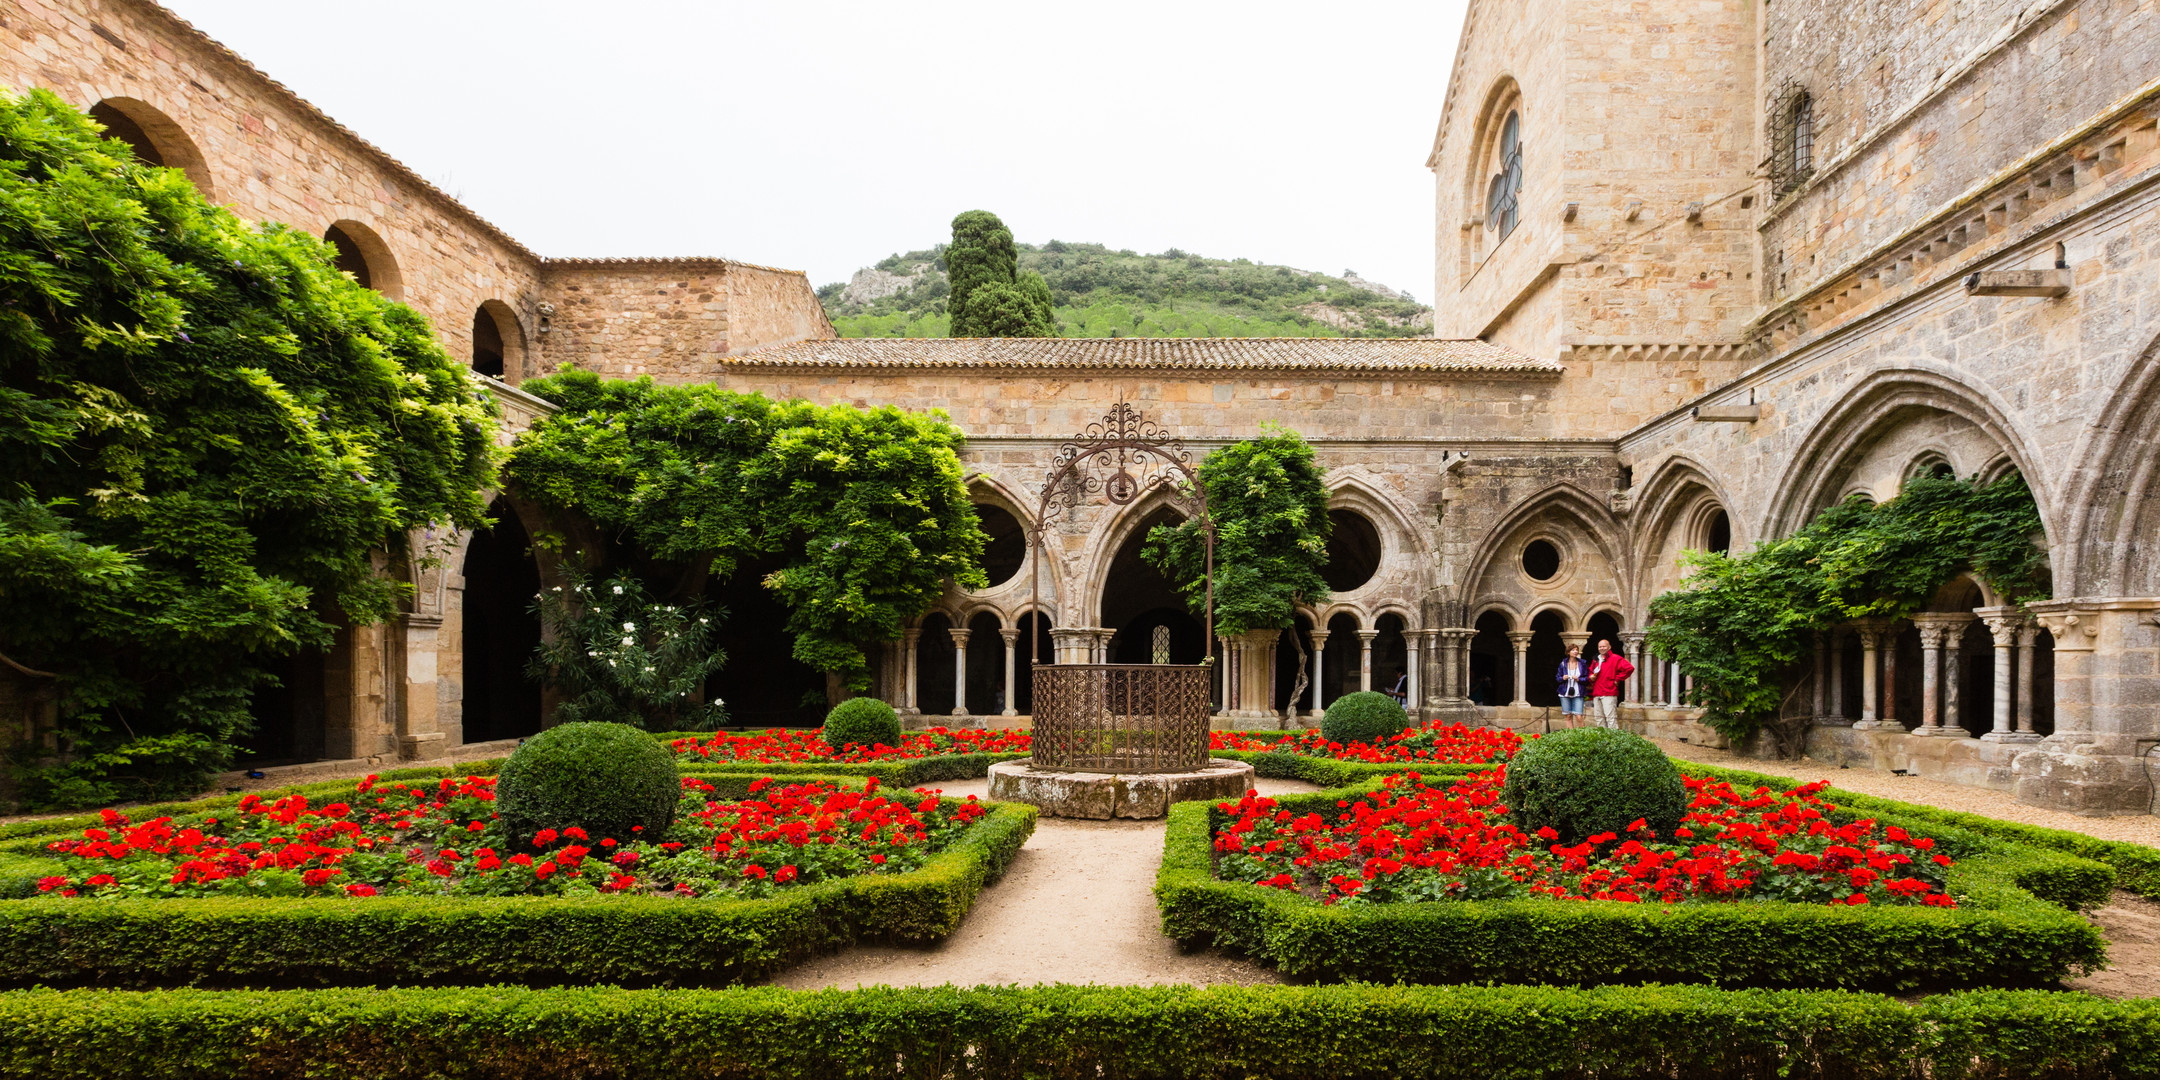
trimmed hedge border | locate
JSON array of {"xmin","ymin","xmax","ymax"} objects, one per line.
[
  {"xmin": 0, "ymin": 773, "xmax": 1035, "ymax": 989},
  {"xmin": 1204, "ymin": 750, "xmax": 1486, "ymax": 789},
  {"xmin": 1, "ymin": 983, "xmax": 2156, "ymax": 1079},
  {"xmin": 1156, "ymin": 775, "xmax": 2111, "ymax": 990},
  {"xmin": 676, "ymin": 752, "xmax": 1030, "ymax": 787}
]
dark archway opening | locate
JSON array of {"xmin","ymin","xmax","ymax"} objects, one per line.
[
  {"xmin": 324, "ymin": 225, "xmax": 373, "ymax": 290},
  {"xmin": 915, "ymin": 613, "xmax": 957, "ymax": 717},
  {"xmin": 1321, "ymin": 613, "xmax": 1362, "ymax": 705},
  {"xmin": 975, "ymin": 504, "xmax": 1025, "ymax": 588},
  {"xmin": 472, "ymin": 307, "xmax": 505, "ymax": 378},
  {"xmin": 1102, "ymin": 506, "xmax": 1205, "ymax": 664},
  {"xmin": 1373, "ymin": 613, "xmax": 1409, "ymax": 703},
  {"xmin": 1525, "ymin": 610, "xmax": 1566, "ymax": 707},
  {"xmin": 1014, "ymin": 612, "xmax": 1052, "ymax": 714},
  {"xmin": 1705, "ymin": 510, "xmax": 1732, "ymax": 554},
  {"xmin": 1586, "ymin": 611, "xmax": 1623, "ymax": 663},
  {"xmin": 1469, "ymin": 611, "xmax": 1511, "ymax": 706},
  {"xmin": 1893, "ymin": 621, "xmax": 1922, "ymax": 731},
  {"xmin": 705, "ymin": 552, "xmax": 827, "ymax": 728},
  {"xmin": 1957, "ymin": 618, "xmax": 1993, "ymax": 738},
  {"xmin": 1322, "ymin": 509, "xmax": 1381, "ymax": 592},
  {"xmin": 2031, "ymin": 629, "xmax": 2056, "ymax": 737},
  {"xmin": 88, "ymin": 101, "xmax": 164, "ymax": 166},
  {"xmin": 241, "ymin": 648, "xmax": 327, "ymax": 766},
  {"xmin": 1274, "ymin": 614, "xmax": 1316, "ymax": 713},
  {"xmin": 460, "ymin": 503, "xmax": 544, "ymax": 744},
  {"xmin": 965, "ymin": 612, "xmax": 1005, "ymax": 715}
]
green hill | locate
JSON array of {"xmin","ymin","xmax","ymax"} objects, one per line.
[{"xmin": 817, "ymin": 241, "xmax": 1433, "ymax": 339}]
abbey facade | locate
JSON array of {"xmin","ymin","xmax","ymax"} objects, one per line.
[{"xmin": 5, "ymin": 0, "xmax": 2157, "ymax": 815}]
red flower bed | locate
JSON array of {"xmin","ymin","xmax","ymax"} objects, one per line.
[
  {"xmin": 670, "ymin": 726, "xmax": 1030, "ymax": 764},
  {"xmin": 1212, "ymin": 770, "xmax": 1958, "ymax": 908},
  {"xmin": 1210, "ymin": 721, "xmax": 1521, "ymax": 765},
  {"xmin": 31, "ymin": 775, "xmax": 986, "ymax": 900}
]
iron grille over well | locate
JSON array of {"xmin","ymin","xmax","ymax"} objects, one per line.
[{"xmin": 1028, "ymin": 401, "xmax": 1215, "ymax": 773}]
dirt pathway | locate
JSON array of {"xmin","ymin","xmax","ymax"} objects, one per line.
[{"xmin": 772, "ymin": 776, "xmax": 1309, "ymax": 990}]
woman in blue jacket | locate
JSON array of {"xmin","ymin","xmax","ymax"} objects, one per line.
[{"xmin": 1555, "ymin": 643, "xmax": 1588, "ymax": 718}]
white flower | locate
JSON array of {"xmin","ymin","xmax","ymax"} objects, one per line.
[
  {"xmin": 622, "ymin": 622, "xmax": 636, "ymax": 631},
  {"xmin": 621, "ymin": 636, "xmax": 635, "ymax": 647},
  {"xmin": 612, "ymin": 585, "xmax": 624, "ymax": 595}
]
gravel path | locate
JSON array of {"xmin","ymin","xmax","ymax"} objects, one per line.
[
  {"xmin": 1649, "ymin": 738, "xmax": 2160, "ymax": 848},
  {"xmin": 770, "ymin": 776, "xmax": 1311, "ymax": 990}
]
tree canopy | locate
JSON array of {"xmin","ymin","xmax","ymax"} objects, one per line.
[
  {"xmin": 1145, "ymin": 425, "xmax": 1333, "ymax": 637},
  {"xmin": 0, "ymin": 90, "xmax": 498, "ymax": 808},
  {"xmin": 501, "ymin": 369, "xmax": 987, "ymax": 691},
  {"xmin": 945, "ymin": 211, "xmax": 1057, "ymax": 338},
  {"xmin": 1645, "ymin": 472, "xmax": 2050, "ymax": 742}
]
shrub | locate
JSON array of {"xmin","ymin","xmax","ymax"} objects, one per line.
[
  {"xmin": 496, "ymin": 723, "xmax": 680, "ymax": 846},
  {"xmin": 1503, "ymin": 727, "xmax": 1686, "ymax": 843},
  {"xmin": 823, "ymin": 698, "xmax": 902, "ymax": 752},
  {"xmin": 1319, "ymin": 692, "xmax": 1408, "ymax": 746}
]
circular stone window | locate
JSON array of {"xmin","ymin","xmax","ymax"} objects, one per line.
[
  {"xmin": 1521, "ymin": 538, "xmax": 1562, "ymax": 582},
  {"xmin": 1322, "ymin": 509, "xmax": 1382, "ymax": 592},
  {"xmin": 973, "ymin": 504, "xmax": 1026, "ymax": 588}
]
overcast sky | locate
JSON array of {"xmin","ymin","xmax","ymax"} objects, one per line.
[{"xmin": 161, "ymin": 1, "xmax": 1469, "ymax": 302}]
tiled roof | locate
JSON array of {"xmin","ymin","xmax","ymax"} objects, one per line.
[
  {"xmin": 540, "ymin": 256, "xmax": 808, "ymax": 276},
  {"xmin": 724, "ymin": 337, "xmax": 1559, "ymax": 375}
]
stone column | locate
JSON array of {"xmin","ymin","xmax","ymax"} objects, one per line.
[
  {"xmin": 1620, "ymin": 632, "xmax": 1646, "ymax": 704},
  {"xmin": 999, "ymin": 628, "xmax": 1019, "ymax": 717},
  {"xmin": 1507, "ymin": 630, "xmax": 1534, "ymax": 707},
  {"xmin": 1308, "ymin": 628, "xmax": 1329, "ymax": 714},
  {"xmin": 1915, "ymin": 620, "xmax": 1945, "ymax": 734},
  {"xmin": 1439, "ymin": 629, "xmax": 1468, "ymax": 701},
  {"xmin": 1940, "ymin": 614, "xmax": 1974, "ymax": 738},
  {"xmin": 2015, "ymin": 622, "xmax": 2038, "ymax": 736},
  {"xmin": 949, "ymin": 627, "xmax": 971, "ymax": 716},
  {"xmin": 1356, "ymin": 631, "xmax": 1377, "ymax": 692},
  {"xmin": 1559, "ymin": 631, "xmax": 1592, "ymax": 656},
  {"xmin": 1811, "ymin": 631, "xmax": 1828, "ymax": 721},
  {"xmin": 901, "ymin": 628, "xmax": 922, "ymax": 714},
  {"xmin": 1851, "ymin": 620, "xmax": 1888, "ymax": 730},
  {"xmin": 1978, "ymin": 609, "xmax": 2027, "ymax": 742},
  {"xmin": 1828, "ymin": 628, "xmax": 1845, "ymax": 720},
  {"xmin": 2015, "ymin": 600, "xmax": 2160, "ymax": 814},
  {"xmin": 1405, "ymin": 631, "xmax": 1422, "ymax": 708},
  {"xmin": 1049, "ymin": 628, "xmax": 1096, "ymax": 665},
  {"xmin": 1667, "ymin": 661, "xmax": 1682, "ymax": 707}
]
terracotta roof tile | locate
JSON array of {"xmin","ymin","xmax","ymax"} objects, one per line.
[{"xmin": 724, "ymin": 337, "xmax": 1558, "ymax": 375}]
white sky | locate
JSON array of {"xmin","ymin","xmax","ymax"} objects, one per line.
[{"xmin": 162, "ymin": 1, "xmax": 1469, "ymax": 303}]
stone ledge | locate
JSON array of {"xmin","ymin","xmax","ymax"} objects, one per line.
[{"xmin": 987, "ymin": 758, "xmax": 1257, "ymax": 820}]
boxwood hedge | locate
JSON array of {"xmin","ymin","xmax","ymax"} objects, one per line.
[
  {"xmin": 0, "ymin": 983, "xmax": 2154, "ymax": 1080},
  {"xmin": 0, "ymin": 773, "xmax": 1035, "ymax": 989},
  {"xmin": 1156, "ymin": 775, "xmax": 2113, "ymax": 991}
]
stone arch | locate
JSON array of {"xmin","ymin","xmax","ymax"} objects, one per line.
[
  {"xmin": 1629, "ymin": 455, "xmax": 1738, "ymax": 613},
  {"xmin": 1763, "ymin": 367, "xmax": 2050, "ymax": 543},
  {"xmin": 1370, "ymin": 601, "xmax": 1420, "ymax": 630},
  {"xmin": 87, "ymin": 96, "xmax": 216, "ymax": 199},
  {"xmin": 1462, "ymin": 76, "xmax": 1526, "ymax": 258},
  {"xmin": 1461, "ymin": 482, "xmax": 1627, "ymax": 631},
  {"xmin": 470, "ymin": 300, "xmax": 527, "ymax": 383},
  {"xmin": 1525, "ymin": 599, "xmax": 1581, "ymax": 632},
  {"xmin": 1321, "ymin": 469, "xmax": 1435, "ymax": 619},
  {"xmin": 322, "ymin": 219, "xmax": 405, "ymax": 300},
  {"xmin": 1902, "ymin": 448, "xmax": 1959, "ymax": 484},
  {"xmin": 966, "ymin": 473, "xmax": 1042, "ymax": 600},
  {"xmin": 1076, "ymin": 484, "xmax": 1190, "ymax": 628},
  {"xmin": 1314, "ymin": 602, "xmax": 1372, "ymax": 632},
  {"xmin": 2057, "ymin": 332, "xmax": 2160, "ymax": 596}
]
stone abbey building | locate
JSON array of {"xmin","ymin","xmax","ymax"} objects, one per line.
[{"xmin": 4, "ymin": 0, "xmax": 2157, "ymax": 815}]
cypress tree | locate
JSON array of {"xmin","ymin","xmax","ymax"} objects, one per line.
[{"xmin": 945, "ymin": 210, "xmax": 1056, "ymax": 337}]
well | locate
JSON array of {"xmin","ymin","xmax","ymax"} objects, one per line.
[{"xmin": 1030, "ymin": 663, "xmax": 1212, "ymax": 773}]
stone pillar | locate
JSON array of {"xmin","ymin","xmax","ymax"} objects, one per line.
[
  {"xmin": 1050, "ymin": 628, "xmax": 1097, "ymax": 665},
  {"xmin": 1811, "ymin": 631, "xmax": 1828, "ymax": 721},
  {"xmin": 1940, "ymin": 614, "xmax": 1974, "ymax": 738},
  {"xmin": 1851, "ymin": 620, "xmax": 1888, "ymax": 730},
  {"xmin": 1620, "ymin": 632, "xmax": 1646, "ymax": 704},
  {"xmin": 1915, "ymin": 620, "xmax": 1945, "ymax": 734},
  {"xmin": 1357, "ymin": 631, "xmax": 1377, "ymax": 692},
  {"xmin": 999, "ymin": 629, "xmax": 1019, "ymax": 717},
  {"xmin": 949, "ymin": 628, "xmax": 971, "ymax": 716},
  {"xmin": 1668, "ymin": 661, "xmax": 1682, "ymax": 707},
  {"xmin": 1405, "ymin": 631, "xmax": 1422, "ymax": 708},
  {"xmin": 1828, "ymin": 628, "xmax": 1845, "ymax": 720},
  {"xmin": 1507, "ymin": 631, "xmax": 1533, "ymax": 707},
  {"xmin": 2015, "ymin": 601, "xmax": 2160, "ymax": 814},
  {"xmin": 1882, "ymin": 624, "xmax": 1900, "ymax": 730},
  {"xmin": 1224, "ymin": 628, "xmax": 1281, "ymax": 724},
  {"xmin": 1308, "ymin": 628, "xmax": 1329, "ymax": 714},
  {"xmin": 1439, "ymin": 629, "xmax": 1469, "ymax": 701},
  {"xmin": 397, "ymin": 614, "xmax": 446, "ymax": 761},
  {"xmin": 902, "ymin": 628, "xmax": 922, "ymax": 714},
  {"xmin": 1559, "ymin": 631, "xmax": 1592, "ymax": 656},
  {"xmin": 1977, "ymin": 608, "xmax": 2029, "ymax": 742},
  {"xmin": 2015, "ymin": 622, "xmax": 2038, "ymax": 736}
]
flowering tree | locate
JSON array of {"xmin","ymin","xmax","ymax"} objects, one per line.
[{"xmin": 528, "ymin": 566, "xmax": 728, "ymax": 731}]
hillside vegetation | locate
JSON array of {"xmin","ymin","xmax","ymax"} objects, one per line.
[{"xmin": 818, "ymin": 241, "xmax": 1433, "ymax": 339}]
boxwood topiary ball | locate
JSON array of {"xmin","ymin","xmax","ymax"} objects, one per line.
[
  {"xmin": 824, "ymin": 696, "xmax": 902, "ymax": 752},
  {"xmin": 1502, "ymin": 727, "xmax": 1687, "ymax": 844},
  {"xmin": 496, "ymin": 722, "xmax": 679, "ymax": 848},
  {"xmin": 1320, "ymin": 691, "xmax": 1410, "ymax": 746}
]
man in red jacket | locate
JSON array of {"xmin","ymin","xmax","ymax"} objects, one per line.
[{"xmin": 1588, "ymin": 638, "xmax": 1635, "ymax": 729}]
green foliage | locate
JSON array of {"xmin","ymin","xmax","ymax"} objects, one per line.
[
  {"xmin": 1145, "ymin": 425, "xmax": 1332, "ymax": 636},
  {"xmin": 1157, "ymin": 782, "xmax": 2108, "ymax": 991},
  {"xmin": 529, "ymin": 566, "xmax": 727, "ymax": 731},
  {"xmin": 495, "ymin": 722, "xmax": 681, "ymax": 846},
  {"xmin": 2, "ymin": 983, "xmax": 2156, "ymax": 1079},
  {"xmin": 0, "ymin": 782, "xmax": 1036, "ymax": 989},
  {"xmin": 1502, "ymin": 728, "xmax": 1687, "ymax": 844},
  {"xmin": 944, "ymin": 211, "xmax": 1056, "ymax": 337},
  {"xmin": 1647, "ymin": 473, "xmax": 2050, "ymax": 743},
  {"xmin": 829, "ymin": 240, "xmax": 1432, "ymax": 339},
  {"xmin": 0, "ymin": 90, "xmax": 496, "ymax": 809},
  {"xmin": 1318, "ymin": 692, "xmax": 1409, "ymax": 746},
  {"xmin": 822, "ymin": 698, "xmax": 901, "ymax": 751},
  {"xmin": 503, "ymin": 369, "xmax": 987, "ymax": 690}
]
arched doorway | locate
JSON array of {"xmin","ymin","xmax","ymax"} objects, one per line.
[
  {"xmin": 1373, "ymin": 613, "xmax": 1409, "ymax": 703},
  {"xmin": 1586, "ymin": 611, "xmax": 1623, "ymax": 660},
  {"xmin": 242, "ymin": 648, "xmax": 328, "ymax": 766},
  {"xmin": 1321, "ymin": 612, "xmax": 1362, "ymax": 704},
  {"xmin": 459, "ymin": 502, "xmax": 544, "ymax": 744},
  {"xmin": 964, "ymin": 611, "xmax": 1005, "ymax": 715},
  {"xmin": 1274, "ymin": 614, "xmax": 1316, "ymax": 714},
  {"xmin": 322, "ymin": 221, "xmax": 404, "ymax": 299},
  {"xmin": 1101, "ymin": 506, "xmax": 1205, "ymax": 664},
  {"xmin": 87, "ymin": 97, "xmax": 216, "ymax": 197},
  {"xmin": 705, "ymin": 552, "xmax": 827, "ymax": 728},
  {"xmin": 1013, "ymin": 611, "xmax": 1052, "ymax": 714},
  {"xmin": 914, "ymin": 612, "xmax": 957, "ymax": 717},
  {"xmin": 1525, "ymin": 610, "xmax": 1566, "ymax": 707},
  {"xmin": 470, "ymin": 302, "xmax": 526, "ymax": 382},
  {"xmin": 1469, "ymin": 610, "xmax": 1512, "ymax": 706}
]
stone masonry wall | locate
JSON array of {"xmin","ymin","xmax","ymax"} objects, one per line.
[{"xmin": 536, "ymin": 261, "xmax": 835, "ymax": 381}]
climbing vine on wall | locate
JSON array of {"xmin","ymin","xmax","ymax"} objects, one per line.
[
  {"xmin": 1645, "ymin": 473, "xmax": 2050, "ymax": 743},
  {"xmin": 0, "ymin": 90, "xmax": 499, "ymax": 809},
  {"xmin": 502, "ymin": 369, "xmax": 987, "ymax": 693}
]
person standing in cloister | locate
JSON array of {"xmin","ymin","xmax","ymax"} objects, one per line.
[
  {"xmin": 1588, "ymin": 638, "xmax": 1634, "ymax": 730},
  {"xmin": 1556, "ymin": 644, "xmax": 1588, "ymax": 721}
]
